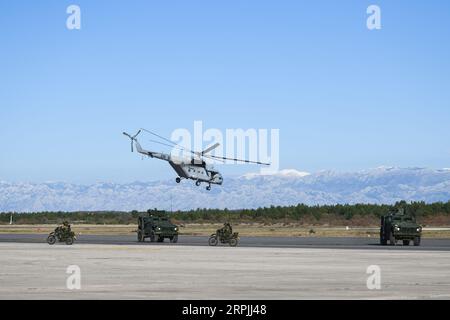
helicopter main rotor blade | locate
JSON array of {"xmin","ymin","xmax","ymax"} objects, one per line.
[
  {"xmin": 207, "ymin": 155, "xmax": 271, "ymax": 166},
  {"xmin": 140, "ymin": 128, "xmax": 195, "ymax": 155},
  {"xmin": 202, "ymin": 154, "xmax": 226, "ymax": 163},
  {"xmin": 148, "ymin": 139, "xmax": 194, "ymax": 154},
  {"xmin": 202, "ymin": 142, "xmax": 220, "ymax": 155}
]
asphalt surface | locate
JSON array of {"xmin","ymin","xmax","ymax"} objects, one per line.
[
  {"xmin": 3, "ymin": 242, "xmax": 450, "ymax": 299},
  {"xmin": 1, "ymin": 233, "xmax": 450, "ymax": 251}
]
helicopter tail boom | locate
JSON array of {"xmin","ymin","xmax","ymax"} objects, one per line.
[{"xmin": 124, "ymin": 130, "xmax": 171, "ymax": 161}]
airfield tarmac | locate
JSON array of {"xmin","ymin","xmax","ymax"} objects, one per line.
[
  {"xmin": 1, "ymin": 233, "xmax": 450, "ymax": 251},
  {"xmin": 0, "ymin": 235, "xmax": 450, "ymax": 299},
  {"xmin": 1, "ymin": 242, "xmax": 450, "ymax": 299}
]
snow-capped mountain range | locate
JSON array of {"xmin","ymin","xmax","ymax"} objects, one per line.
[{"xmin": 1, "ymin": 167, "xmax": 449, "ymax": 212}]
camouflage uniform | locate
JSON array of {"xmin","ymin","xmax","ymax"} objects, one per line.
[
  {"xmin": 55, "ymin": 221, "xmax": 71, "ymax": 239},
  {"xmin": 54, "ymin": 226, "xmax": 63, "ymax": 238},
  {"xmin": 223, "ymin": 223, "xmax": 232, "ymax": 238}
]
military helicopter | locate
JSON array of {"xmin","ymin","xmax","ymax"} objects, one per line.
[{"xmin": 123, "ymin": 129, "xmax": 270, "ymax": 191}]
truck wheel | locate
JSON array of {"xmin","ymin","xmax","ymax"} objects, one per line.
[
  {"xmin": 47, "ymin": 235, "xmax": 57, "ymax": 245},
  {"xmin": 65, "ymin": 237, "xmax": 74, "ymax": 245},
  {"xmin": 413, "ymin": 237, "xmax": 421, "ymax": 246},
  {"xmin": 137, "ymin": 231, "xmax": 144, "ymax": 242},
  {"xmin": 157, "ymin": 236, "xmax": 164, "ymax": 243},
  {"xmin": 150, "ymin": 232, "xmax": 156, "ymax": 242},
  {"xmin": 403, "ymin": 240, "xmax": 410, "ymax": 246},
  {"xmin": 209, "ymin": 236, "xmax": 218, "ymax": 246},
  {"xmin": 170, "ymin": 235, "xmax": 178, "ymax": 243},
  {"xmin": 380, "ymin": 234, "xmax": 387, "ymax": 245},
  {"xmin": 389, "ymin": 232, "xmax": 396, "ymax": 246},
  {"xmin": 229, "ymin": 238, "xmax": 238, "ymax": 247}
]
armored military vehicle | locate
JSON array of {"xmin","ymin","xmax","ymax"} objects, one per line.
[
  {"xmin": 380, "ymin": 208, "xmax": 422, "ymax": 246},
  {"xmin": 137, "ymin": 211, "xmax": 179, "ymax": 243}
]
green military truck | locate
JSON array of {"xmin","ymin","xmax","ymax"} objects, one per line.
[
  {"xmin": 137, "ymin": 211, "xmax": 179, "ymax": 243},
  {"xmin": 380, "ymin": 208, "xmax": 422, "ymax": 246}
]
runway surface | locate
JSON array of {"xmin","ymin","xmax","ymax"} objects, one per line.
[
  {"xmin": 1, "ymin": 242, "xmax": 450, "ymax": 299},
  {"xmin": 1, "ymin": 233, "xmax": 450, "ymax": 251}
]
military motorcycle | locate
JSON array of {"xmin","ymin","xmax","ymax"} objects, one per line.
[
  {"xmin": 208, "ymin": 229, "xmax": 239, "ymax": 247},
  {"xmin": 47, "ymin": 228, "xmax": 76, "ymax": 245}
]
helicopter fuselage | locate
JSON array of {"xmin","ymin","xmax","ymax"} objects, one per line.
[
  {"xmin": 169, "ymin": 161, "xmax": 223, "ymax": 185},
  {"xmin": 134, "ymin": 139, "xmax": 223, "ymax": 188}
]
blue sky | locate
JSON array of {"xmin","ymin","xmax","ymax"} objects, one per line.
[{"xmin": 1, "ymin": 0, "xmax": 449, "ymax": 183}]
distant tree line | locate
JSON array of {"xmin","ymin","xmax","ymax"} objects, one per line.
[{"xmin": 1, "ymin": 201, "xmax": 449, "ymax": 225}]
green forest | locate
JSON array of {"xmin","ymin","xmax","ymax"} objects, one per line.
[{"xmin": 1, "ymin": 201, "xmax": 449, "ymax": 225}]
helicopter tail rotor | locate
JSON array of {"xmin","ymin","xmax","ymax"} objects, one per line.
[{"xmin": 123, "ymin": 130, "xmax": 142, "ymax": 152}]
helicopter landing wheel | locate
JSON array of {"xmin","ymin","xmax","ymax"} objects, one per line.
[
  {"xmin": 195, "ymin": 180, "xmax": 201, "ymax": 187},
  {"xmin": 206, "ymin": 185, "xmax": 211, "ymax": 191},
  {"xmin": 176, "ymin": 177, "xmax": 181, "ymax": 183}
]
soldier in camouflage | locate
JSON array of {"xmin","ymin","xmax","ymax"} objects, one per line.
[
  {"xmin": 209, "ymin": 222, "xmax": 239, "ymax": 247},
  {"xmin": 54, "ymin": 221, "xmax": 71, "ymax": 238},
  {"xmin": 221, "ymin": 223, "xmax": 232, "ymax": 239}
]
